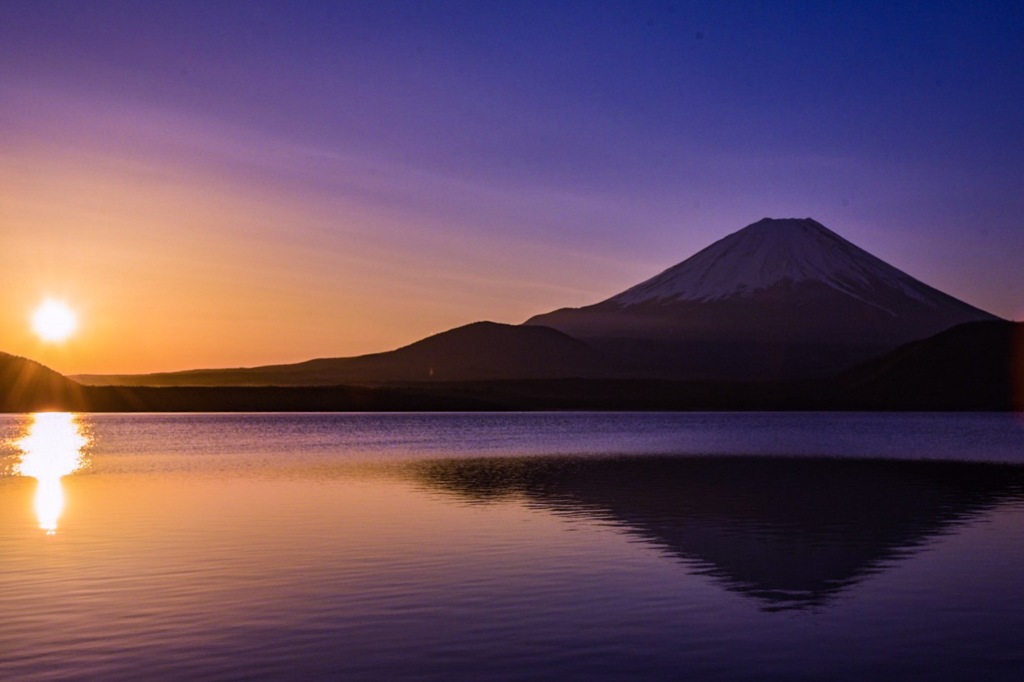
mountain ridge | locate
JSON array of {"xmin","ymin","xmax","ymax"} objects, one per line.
[
  {"xmin": 73, "ymin": 321, "xmax": 626, "ymax": 387},
  {"xmin": 3, "ymin": 321, "xmax": 1018, "ymax": 411}
]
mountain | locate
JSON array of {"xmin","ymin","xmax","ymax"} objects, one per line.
[
  {"xmin": 0, "ymin": 352, "xmax": 84, "ymax": 411},
  {"xmin": 74, "ymin": 321, "xmax": 623, "ymax": 387},
  {"xmin": 526, "ymin": 218, "xmax": 1000, "ymax": 378},
  {"xmin": 834, "ymin": 320, "xmax": 1023, "ymax": 410}
]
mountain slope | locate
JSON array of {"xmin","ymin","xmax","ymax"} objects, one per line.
[
  {"xmin": 0, "ymin": 352, "xmax": 84, "ymax": 411},
  {"xmin": 526, "ymin": 218, "xmax": 999, "ymax": 378},
  {"xmin": 834, "ymin": 320, "xmax": 1023, "ymax": 410},
  {"xmin": 74, "ymin": 321, "xmax": 624, "ymax": 387}
]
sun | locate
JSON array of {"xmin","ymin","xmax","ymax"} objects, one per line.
[{"xmin": 32, "ymin": 299, "xmax": 77, "ymax": 342}]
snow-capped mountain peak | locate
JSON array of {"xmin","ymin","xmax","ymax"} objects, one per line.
[
  {"xmin": 608, "ymin": 217, "xmax": 936, "ymax": 310},
  {"xmin": 524, "ymin": 217, "xmax": 999, "ymax": 379}
]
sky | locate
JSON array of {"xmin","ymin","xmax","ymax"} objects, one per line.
[{"xmin": 1, "ymin": 0, "xmax": 1022, "ymax": 374}]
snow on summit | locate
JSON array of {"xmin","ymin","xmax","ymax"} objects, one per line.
[{"xmin": 609, "ymin": 218, "xmax": 938, "ymax": 309}]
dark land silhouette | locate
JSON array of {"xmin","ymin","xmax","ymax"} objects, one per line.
[
  {"xmin": 415, "ymin": 455, "xmax": 1024, "ymax": 610},
  {"xmin": 5, "ymin": 219, "xmax": 1019, "ymax": 412},
  {"xmin": 0, "ymin": 352, "xmax": 85, "ymax": 412},
  {"xmin": 1, "ymin": 321, "xmax": 1020, "ymax": 412},
  {"xmin": 72, "ymin": 322, "xmax": 630, "ymax": 387},
  {"xmin": 834, "ymin": 320, "xmax": 1024, "ymax": 411}
]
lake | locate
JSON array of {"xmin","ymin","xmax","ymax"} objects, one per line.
[{"xmin": 1, "ymin": 412, "xmax": 1023, "ymax": 680}]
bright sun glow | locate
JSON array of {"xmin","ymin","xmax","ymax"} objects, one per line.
[{"xmin": 32, "ymin": 299, "xmax": 77, "ymax": 342}]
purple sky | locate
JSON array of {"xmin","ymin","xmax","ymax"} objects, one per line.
[{"xmin": 1, "ymin": 1, "xmax": 1021, "ymax": 372}]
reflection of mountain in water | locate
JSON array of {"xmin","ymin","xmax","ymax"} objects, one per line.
[{"xmin": 416, "ymin": 456, "xmax": 1024, "ymax": 610}]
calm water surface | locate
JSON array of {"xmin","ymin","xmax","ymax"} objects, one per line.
[{"xmin": 1, "ymin": 412, "xmax": 1023, "ymax": 680}]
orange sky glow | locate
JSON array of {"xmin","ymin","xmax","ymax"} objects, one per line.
[{"xmin": 1, "ymin": 102, "xmax": 640, "ymax": 374}]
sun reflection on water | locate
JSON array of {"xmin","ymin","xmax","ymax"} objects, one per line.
[{"xmin": 13, "ymin": 413, "xmax": 91, "ymax": 534}]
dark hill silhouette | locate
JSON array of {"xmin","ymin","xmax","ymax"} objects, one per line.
[
  {"xmin": 5, "ymin": 320, "xmax": 1018, "ymax": 412},
  {"xmin": 0, "ymin": 352, "xmax": 84, "ymax": 411},
  {"xmin": 416, "ymin": 455, "xmax": 1024, "ymax": 610},
  {"xmin": 834, "ymin": 320, "xmax": 1024, "ymax": 410},
  {"xmin": 0, "ymin": 349, "xmax": 497, "ymax": 412},
  {"xmin": 526, "ymin": 218, "xmax": 999, "ymax": 379},
  {"xmin": 73, "ymin": 321, "xmax": 626, "ymax": 387}
]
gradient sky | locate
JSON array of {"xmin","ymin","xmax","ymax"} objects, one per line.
[{"xmin": 2, "ymin": 0, "xmax": 1022, "ymax": 374}]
